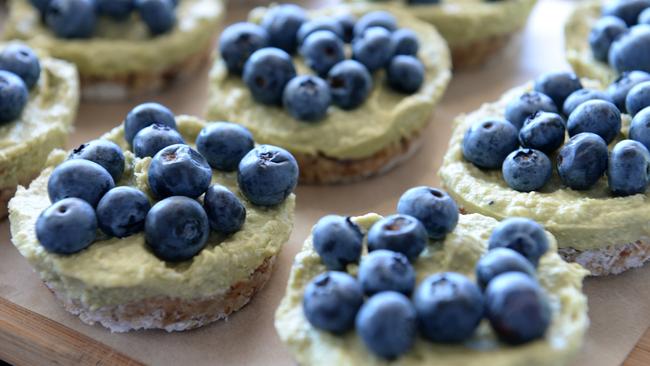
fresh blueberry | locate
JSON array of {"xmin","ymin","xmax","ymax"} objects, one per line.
[
  {"xmin": 335, "ymin": 14, "xmax": 356, "ymax": 43},
  {"xmin": 96, "ymin": 187, "xmax": 151, "ymax": 238},
  {"xmin": 352, "ymin": 27, "xmax": 393, "ymax": 72},
  {"xmin": 96, "ymin": 0, "xmax": 135, "ymax": 20},
  {"xmin": 396, "ymin": 186, "xmax": 458, "ymax": 240},
  {"xmin": 589, "ymin": 16, "xmax": 628, "ymax": 62},
  {"xmin": 237, "ymin": 144, "xmax": 298, "ymax": 206},
  {"xmin": 133, "ymin": 123, "xmax": 185, "ymax": 158},
  {"xmin": 390, "ymin": 28, "xmax": 419, "ymax": 56},
  {"xmin": 0, "ymin": 43, "xmax": 41, "ymax": 90},
  {"xmin": 567, "ymin": 100, "xmax": 621, "ymax": 143},
  {"xmin": 203, "ymin": 184, "xmax": 246, "ymax": 235},
  {"xmin": 488, "ymin": 217, "xmax": 549, "ymax": 267},
  {"xmin": 608, "ymin": 139, "xmax": 650, "ymax": 196},
  {"xmin": 630, "ymin": 107, "xmax": 650, "ymax": 149},
  {"xmin": 353, "ymin": 10, "xmax": 397, "ymax": 37},
  {"xmin": 355, "ymin": 292, "xmax": 417, "ymax": 360},
  {"xmin": 145, "ymin": 196, "xmax": 210, "ymax": 262},
  {"xmin": 30, "ymin": 0, "xmax": 52, "ymax": 13},
  {"xmin": 135, "ymin": 0, "xmax": 176, "ymax": 36},
  {"xmin": 195, "ymin": 122, "xmax": 254, "ymax": 172},
  {"xmin": 558, "ymin": 132, "xmax": 609, "ymax": 190},
  {"xmin": 502, "ymin": 148, "xmax": 552, "ymax": 192},
  {"xmin": 68, "ymin": 139, "xmax": 125, "ymax": 183},
  {"xmin": 609, "ymin": 71, "xmax": 650, "ymax": 112},
  {"xmin": 602, "ymin": 0, "xmax": 650, "ymax": 26},
  {"xmin": 36, "ymin": 198, "xmax": 97, "ymax": 255},
  {"xmin": 312, "ymin": 215, "xmax": 363, "ymax": 271},
  {"xmin": 414, "ymin": 272, "xmax": 484, "ymax": 343},
  {"xmin": 519, "ymin": 111, "xmax": 566, "ymax": 153},
  {"xmin": 327, "ymin": 60, "xmax": 372, "ymax": 110},
  {"xmin": 45, "ymin": 0, "xmax": 96, "ymax": 39},
  {"xmin": 48, "ymin": 159, "xmax": 115, "ymax": 207},
  {"xmin": 640, "ymin": 7, "xmax": 650, "ymax": 24},
  {"xmin": 476, "ymin": 248, "xmax": 536, "ymax": 290},
  {"xmin": 485, "ymin": 272, "xmax": 551, "ymax": 345},
  {"xmin": 462, "ymin": 118, "xmax": 519, "ymax": 169},
  {"xmin": 626, "ymin": 80, "xmax": 650, "ymax": 116},
  {"xmin": 0, "ymin": 70, "xmax": 28, "ymax": 124},
  {"xmin": 261, "ymin": 4, "xmax": 307, "ymax": 54},
  {"xmin": 243, "ymin": 47, "xmax": 296, "ymax": 105},
  {"xmin": 300, "ymin": 30, "xmax": 345, "ymax": 76},
  {"xmin": 124, "ymin": 102, "xmax": 176, "ymax": 146},
  {"xmin": 296, "ymin": 18, "xmax": 344, "ymax": 45},
  {"xmin": 282, "ymin": 75, "xmax": 331, "ymax": 122},
  {"xmin": 563, "ymin": 88, "xmax": 613, "ymax": 116},
  {"xmin": 148, "ymin": 144, "xmax": 211, "ymax": 199},
  {"xmin": 358, "ymin": 250, "xmax": 416, "ymax": 297},
  {"xmin": 303, "ymin": 271, "xmax": 364, "ymax": 334},
  {"xmin": 367, "ymin": 214, "xmax": 428, "ymax": 262},
  {"xmin": 608, "ymin": 24, "xmax": 650, "ymax": 74},
  {"xmin": 386, "ymin": 55, "xmax": 425, "ymax": 94},
  {"xmin": 505, "ymin": 91, "xmax": 558, "ymax": 130},
  {"xmin": 533, "ymin": 71, "xmax": 583, "ymax": 108},
  {"xmin": 219, "ymin": 22, "xmax": 269, "ymax": 75}
]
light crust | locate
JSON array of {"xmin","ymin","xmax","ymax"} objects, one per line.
[
  {"xmin": 451, "ymin": 33, "xmax": 513, "ymax": 69},
  {"xmin": 559, "ymin": 239, "xmax": 650, "ymax": 277}
]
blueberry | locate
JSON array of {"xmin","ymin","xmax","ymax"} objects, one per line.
[
  {"xmin": 563, "ymin": 88, "xmax": 613, "ymax": 116},
  {"xmin": 243, "ymin": 47, "xmax": 297, "ymax": 105},
  {"xmin": 36, "ymin": 198, "xmax": 97, "ymax": 255},
  {"xmin": 413, "ymin": 272, "xmax": 484, "ymax": 343},
  {"xmin": 567, "ymin": 100, "xmax": 621, "ymax": 143},
  {"xmin": 358, "ymin": 250, "xmax": 416, "ymax": 296},
  {"xmin": 327, "ymin": 60, "xmax": 372, "ymax": 110},
  {"xmin": 145, "ymin": 196, "xmax": 209, "ymax": 262},
  {"xmin": 45, "ymin": 0, "xmax": 96, "ymax": 39},
  {"xmin": 353, "ymin": 10, "xmax": 397, "ymax": 37},
  {"xmin": 135, "ymin": 0, "xmax": 176, "ymax": 36},
  {"xmin": 96, "ymin": 187, "xmax": 151, "ymax": 238},
  {"xmin": 485, "ymin": 272, "xmax": 551, "ymax": 345},
  {"xmin": 488, "ymin": 217, "xmax": 549, "ymax": 267},
  {"xmin": 502, "ymin": 148, "xmax": 552, "ymax": 192},
  {"xmin": 640, "ymin": 7, "xmax": 650, "ymax": 24},
  {"xmin": 261, "ymin": 4, "xmax": 307, "ymax": 54},
  {"xmin": 390, "ymin": 28, "xmax": 419, "ymax": 56},
  {"xmin": 124, "ymin": 102, "xmax": 176, "ymax": 146},
  {"xmin": 355, "ymin": 292, "xmax": 417, "ymax": 360},
  {"xmin": 626, "ymin": 80, "xmax": 650, "ymax": 116},
  {"xmin": 505, "ymin": 91, "xmax": 558, "ymax": 130},
  {"xmin": 630, "ymin": 107, "xmax": 650, "ymax": 149},
  {"xmin": 462, "ymin": 118, "xmax": 519, "ymax": 169},
  {"xmin": 558, "ymin": 132, "xmax": 609, "ymax": 190},
  {"xmin": 303, "ymin": 271, "xmax": 363, "ymax": 334},
  {"xmin": 148, "ymin": 144, "xmax": 211, "ymax": 199},
  {"xmin": 203, "ymin": 184, "xmax": 246, "ymax": 235},
  {"xmin": 219, "ymin": 22, "xmax": 269, "ymax": 75},
  {"xmin": 476, "ymin": 248, "xmax": 536, "ymax": 289},
  {"xmin": 0, "ymin": 43, "xmax": 41, "ymax": 90},
  {"xmin": 282, "ymin": 75, "xmax": 331, "ymax": 122},
  {"xmin": 518, "ymin": 111, "xmax": 566, "ymax": 153},
  {"xmin": 352, "ymin": 27, "xmax": 393, "ymax": 72},
  {"xmin": 396, "ymin": 186, "xmax": 458, "ymax": 240},
  {"xmin": 533, "ymin": 71, "xmax": 583, "ymax": 108},
  {"xmin": 0, "ymin": 70, "xmax": 28, "ymax": 124},
  {"xmin": 608, "ymin": 24, "xmax": 650, "ymax": 74},
  {"xmin": 367, "ymin": 214, "xmax": 428, "ymax": 262},
  {"xmin": 589, "ymin": 16, "xmax": 628, "ymax": 62},
  {"xmin": 312, "ymin": 215, "xmax": 363, "ymax": 270},
  {"xmin": 237, "ymin": 144, "xmax": 298, "ymax": 206},
  {"xmin": 300, "ymin": 31, "xmax": 345, "ymax": 77},
  {"xmin": 386, "ymin": 55, "xmax": 425, "ymax": 94},
  {"xmin": 608, "ymin": 70, "xmax": 650, "ymax": 112},
  {"xmin": 96, "ymin": 0, "xmax": 135, "ymax": 20},
  {"xmin": 195, "ymin": 122, "xmax": 254, "ymax": 172},
  {"xmin": 608, "ymin": 139, "xmax": 650, "ymax": 196},
  {"xmin": 30, "ymin": 0, "xmax": 51, "ymax": 13},
  {"xmin": 602, "ymin": 0, "xmax": 650, "ymax": 26},
  {"xmin": 48, "ymin": 159, "xmax": 115, "ymax": 207},
  {"xmin": 68, "ymin": 139, "xmax": 125, "ymax": 183},
  {"xmin": 335, "ymin": 14, "xmax": 356, "ymax": 43},
  {"xmin": 133, "ymin": 123, "xmax": 185, "ymax": 158},
  {"xmin": 296, "ymin": 18, "xmax": 344, "ymax": 45}
]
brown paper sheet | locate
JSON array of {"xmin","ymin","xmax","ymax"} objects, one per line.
[{"xmin": 1, "ymin": 0, "xmax": 648, "ymax": 365}]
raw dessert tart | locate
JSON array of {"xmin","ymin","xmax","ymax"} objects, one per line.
[
  {"xmin": 0, "ymin": 41, "xmax": 79, "ymax": 219},
  {"xmin": 207, "ymin": 4, "xmax": 451, "ymax": 184},
  {"xmin": 9, "ymin": 108, "xmax": 297, "ymax": 332},
  {"xmin": 3, "ymin": 0, "xmax": 224, "ymax": 100}
]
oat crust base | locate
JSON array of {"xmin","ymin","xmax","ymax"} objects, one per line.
[
  {"xmin": 559, "ymin": 239, "xmax": 650, "ymax": 277},
  {"xmin": 451, "ymin": 33, "xmax": 513, "ymax": 69}
]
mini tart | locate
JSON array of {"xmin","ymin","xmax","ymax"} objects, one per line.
[
  {"xmin": 276, "ymin": 213, "xmax": 588, "ymax": 366},
  {"xmin": 8, "ymin": 115, "xmax": 295, "ymax": 333},
  {"xmin": 3, "ymin": 0, "xmax": 224, "ymax": 100},
  {"xmin": 439, "ymin": 81, "xmax": 650, "ymax": 276},
  {"xmin": 207, "ymin": 4, "xmax": 451, "ymax": 185},
  {"xmin": 0, "ymin": 42, "xmax": 79, "ymax": 219}
]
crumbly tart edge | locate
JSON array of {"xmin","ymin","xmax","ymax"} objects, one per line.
[
  {"xmin": 558, "ymin": 238, "xmax": 650, "ymax": 276},
  {"xmin": 451, "ymin": 33, "xmax": 513, "ymax": 69},
  {"xmin": 45, "ymin": 255, "xmax": 276, "ymax": 333}
]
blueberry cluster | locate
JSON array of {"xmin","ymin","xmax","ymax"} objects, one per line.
[
  {"xmin": 462, "ymin": 70, "xmax": 650, "ymax": 196},
  {"xmin": 219, "ymin": 5, "xmax": 426, "ymax": 122},
  {"xmin": 28, "ymin": 0, "xmax": 178, "ymax": 39},
  {"xmin": 303, "ymin": 188, "xmax": 552, "ymax": 359},
  {"xmin": 0, "ymin": 43, "xmax": 40, "ymax": 123},
  {"xmin": 35, "ymin": 102, "xmax": 298, "ymax": 262},
  {"xmin": 589, "ymin": 0, "xmax": 650, "ymax": 73}
]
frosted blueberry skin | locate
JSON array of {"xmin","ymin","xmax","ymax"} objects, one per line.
[
  {"xmin": 608, "ymin": 24, "xmax": 650, "ymax": 74},
  {"xmin": 45, "ymin": 0, "xmax": 97, "ymax": 39},
  {"xmin": 607, "ymin": 139, "xmax": 650, "ymax": 196},
  {"xmin": 36, "ymin": 198, "xmax": 97, "ymax": 255},
  {"xmin": 563, "ymin": 88, "xmax": 613, "ymax": 116},
  {"xmin": 147, "ymin": 144, "xmax": 212, "ymax": 199},
  {"xmin": 367, "ymin": 214, "xmax": 428, "ymax": 262},
  {"xmin": 136, "ymin": 0, "xmax": 177, "ymax": 36},
  {"xmin": 282, "ymin": 75, "xmax": 332, "ymax": 122},
  {"xmin": 533, "ymin": 71, "xmax": 583, "ymax": 108},
  {"xmin": 261, "ymin": 4, "xmax": 307, "ymax": 54},
  {"xmin": 202, "ymin": 184, "xmax": 247, "ymax": 235},
  {"xmin": 96, "ymin": 186, "xmax": 151, "ymax": 238},
  {"xmin": 396, "ymin": 186, "xmax": 459, "ymax": 240},
  {"xmin": 352, "ymin": 27, "xmax": 393, "ymax": 73},
  {"xmin": 504, "ymin": 91, "xmax": 558, "ymax": 130},
  {"xmin": 132, "ymin": 123, "xmax": 186, "ymax": 158},
  {"xmin": 502, "ymin": 148, "xmax": 552, "ymax": 193},
  {"xmin": 0, "ymin": 43, "xmax": 41, "ymax": 90},
  {"xmin": 488, "ymin": 217, "xmax": 549, "ymax": 267},
  {"xmin": 602, "ymin": 0, "xmax": 650, "ymax": 26},
  {"xmin": 567, "ymin": 100, "xmax": 621, "ymax": 144},
  {"xmin": 243, "ymin": 47, "xmax": 297, "ymax": 106},
  {"xmin": 68, "ymin": 139, "xmax": 126, "ymax": 183},
  {"xmin": 195, "ymin": 122, "xmax": 254, "ymax": 172},
  {"xmin": 358, "ymin": 250, "xmax": 416, "ymax": 297},
  {"xmin": 475, "ymin": 248, "xmax": 536, "ymax": 290},
  {"xmin": 462, "ymin": 118, "xmax": 519, "ymax": 169},
  {"xmin": 124, "ymin": 102, "xmax": 177, "ymax": 146},
  {"xmin": 0, "ymin": 70, "xmax": 28, "ymax": 124},
  {"xmin": 327, "ymin": 59, "xmax": 373, "ymax": 110},
  {"xmin": 607, "ymin": 71, "xmax": 650, "ymax": 113},
  {"xmin": 219, "ymin": 22, "xmax": 269, "ymax": 75},
  {"xmin": 352, "ymin": 10, "xmax": 397, "ymax": 37},
  {"xmin": 237, "ymin": 144, "xmax": 299, "ymax": 206},
  {"xmin": 47, "ymin": 159, "xmax": 115, "ymax": 208},
  {"xmin": 518, "ymin": 111, "xmax": 566, "ymax": 154},
  {"xmin": 630, "ymin": 107, "xmax": 650, "ymax": 150},
  {"xmin": 312, "ymin": 215, "xmax": 363, "ymax": 271},
  {"xmin": 557, "ymin": 132, "xmax": 609, "ymax": 191},
  {"xmin": 625, "ymin": 80, "xmax": 650, "ymax": 116}
]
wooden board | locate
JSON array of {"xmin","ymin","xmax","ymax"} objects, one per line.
[{"xmin": 625, "ymin": 328, "xmax": 650, "ymax": 366}]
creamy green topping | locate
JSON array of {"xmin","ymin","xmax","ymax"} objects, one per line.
[
  {"xmin": 276, "ymin": 213, "xmax": 588, "ymax": 366},
  {"xmin": 207, "ymin": 4, "xmax": 451, "ymax": 160},
  {"xmin": 9, "ymin": 116, "xmax": 294, "ymax": 309}
]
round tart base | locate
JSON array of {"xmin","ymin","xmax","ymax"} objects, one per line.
[
  {"xmin": 451, "ymin": 33, "xmax": 513, "ymax": 69},
  {"xmin": 558, "ymin": 239, "xmax": 650, "ymax": 277}
]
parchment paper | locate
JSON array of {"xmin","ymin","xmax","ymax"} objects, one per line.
[{"xmin": 1, "ymin": 1, "xmax": 648, "ymax": 365}]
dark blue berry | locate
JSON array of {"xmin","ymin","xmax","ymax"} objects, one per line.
[
  {"xmin": 462, "ymin": 118, "xmax": 519, "ymax": 169},
  {"xmin": 488, "ymin": 217, "xmax": 549, "ymax": 267},
  {"xmin": 327, "ymin": 60, "xmax": 373, "ymax": 110},
  {"xmin": 396, "ymin": 186, "xmax": 458, "ymax": 240},
  {"xmin": 96, "ymin": 187, "xmax": 151, "ymax": 238},
  {"xmin": 148, "ymin": 144, "xmax": 212, "ymax": 199},
  {"xmin": 519, "ymin": 111, "xmax": 566, "ymax": 154},
  {"xmin": 563, "ymin": 88, "xmax": 613, "ymax": 116},
  {"xmin": 505, "ymin": 91, "xmax": 558, "ymax": 130},
  {"xmin": 476, "ymin": 247, "xmax": 536, "ymax": 289},
  {"xmin": 195, "ymin": 122, "xmax": 254, "ymax": 172},
  {"xmin": 68, "ymin": 139, "xmax": 125, "ymax": 183},
  {"xmin": 358, "ymin": 250, "xmax": 416, "ymax": 296},
  {"xmin": 48, "ymin": 159, "xmax": 115, "ymax": 207},
  {"xmin": 202, "ymin": 184, "xmax": 246, "ymax": 235},
  {"xmin": 237, "ymin": 144, "xmax": 298, "ymax": 206},
  {"xmin": 608, "ymin": 139, "xmax": 650, "ymax": 196},
  {"xmin": 45, "ymin": 0, "xmax": 96, "ymax": 39},
  {"xmin": 219, "ymin": 22, "xmax": 269, "ymax": 75},
  {"xmin": 390, "ymin": 28, "xmax": 419, "ymax": 56},
  {"xmin": 626, "ymin": 80, "xmax": 650, "ymax": 116},
  {"xmin": 261, "ymin": 4, "xmax": 307, "ymax": 54},
  {"xmin": 124, "ymin": 102, "xmax": 176, "ymax": 146},
  {"xmin": 352, "ymin": 27, "xmax": 393, "ymax": 72},
  {"xmin": 135, "ymin": 0, "xmax": 176, "ymax": 36},
  {"xmin": 0, "ymin": 70, "xmax": 28, "ymax": 124},
  {"xmin": 386, "ymin": 55, "xmax": 425, "ymax": 94},
  {"xmin": 243, "ymin": 47, "xmax": 296, "ymax": 105},
  {"xmin": 630, "ymin": 107, "xmax": 650, "ymax": 150},
  {"xmin": 0, "ymin": 43, "xmax": 41, "ymax": 90},
  {"xmin": 133, "ymin": 123, "xmax": 185, "ymax": 158},
  {"xmin": 602, "ymin": 0, "xmax": 650, "ymax": 26},
  {"xmin": 335, "ymin": 14, "xmax": 356, "ymax": 43},
  {"xmin": 567, "ymin": 100, "xmax": 621, "ymax": 143},
  {"xmin": 589, "ymin": 16, "xmax": 627, "ymax": 62},
  {"xmin": 367, "ymin": 214, "xmax": 428, "ymax": 262},
  {"xmin": 300, "ymin": 30, "xmax": 345, "ymax": 76},
  {"xmin": 608, "ymin": 24, "xmax": 650, "ymax": 74},
  {"xmin": 353, "ymin": 10, "xmax": 397, "ymax": 37},
  {"xmin": 36, "ymin": 198, "xmax": 97, "ymax": 254},
  {"xmin": 282, "ymin": 75, "xmax": 331, "ymax": 122},
  {"xmin": 502, "ymin": 148, "xmax": 552, "ymax": 192},
  {"xmin": 312, "ymin": 215, "xmax": 363, "ymax": 271},
  {"xmin": 96, "ymin": 0, "xmax": 135, "ymax": 20},
  {"xmin": 558, "ymin": 132, "xmax": 609, "ymax": 190},
  {"xmin": 607, "ymin": 70, "xmax": 650, "ymax": 112},
  {"xmin": 30, "ymin": 0, "xmax": 51, "ymax": 13},
  {"xmin": 303, "ymin": 271, "xmax": 363, "ymax": 334},
  {"xmin": 533, "ymin": 71, "xmax": 583, "ymax": 108},
  {"xmin": 296, "ymin": 17, "xmax": 344, "ymax": 45}
]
